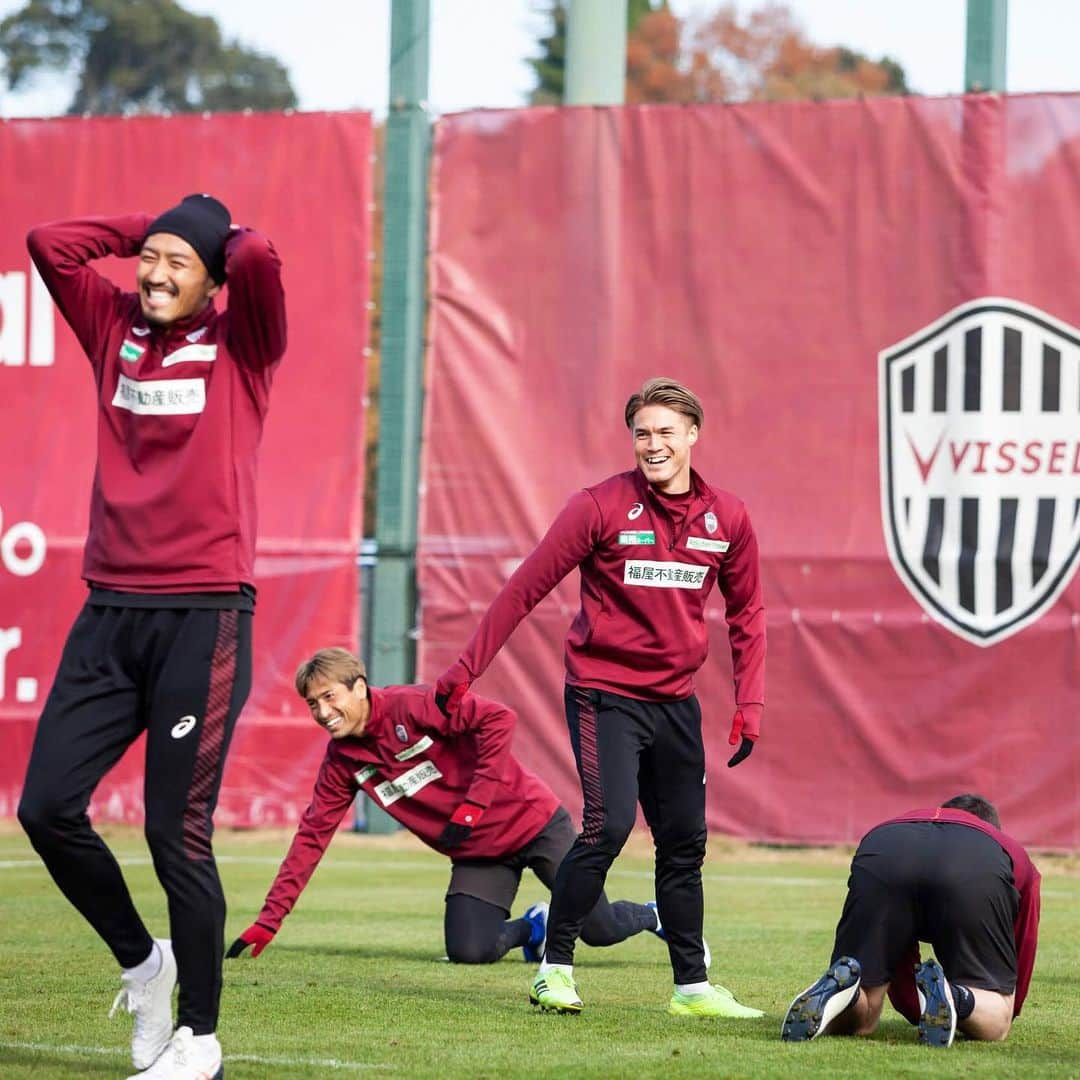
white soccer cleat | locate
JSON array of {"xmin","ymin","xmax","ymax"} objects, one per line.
[
  {"xmin": 126, "ymin": 1026, "xmax": 223, "ymax": 1079},
  {"xmin": 110, "ymin": 938, "xmax": 178, "ymax": 1069}
]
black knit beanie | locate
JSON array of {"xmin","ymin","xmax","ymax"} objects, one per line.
[{"xmin": 145, "ymin": 193, "xmax": 232, "ymax": 283}]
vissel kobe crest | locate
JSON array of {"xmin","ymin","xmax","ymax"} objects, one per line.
[{"xmin": 879, "ymin": 298, "xmax": 1080, "ymax": 646}]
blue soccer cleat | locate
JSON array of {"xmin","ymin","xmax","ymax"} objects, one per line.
[
  {"xmin": 522, "ymin": 901, "xmax": 549, "ymax": 963},
  {"xmin": 781, "ymin": 956, "xmax": 862, "ymax": 1041},
  {"xmin": 915, "ymin": 958, "xmax": 957, "ymax": 1048}
]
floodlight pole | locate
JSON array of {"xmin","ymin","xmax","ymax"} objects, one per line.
[
  {"xmin": 371, "ymin": 0, "xmax": 430, "ymax": 692},
  {"xmin": 965, "ymin": 0, "xmax": 1008, "ymax": 92},
  {"xmin": 363, "ymin": 0, "xmax": 430, "ymax": 831},
  {"xmin": 565, "ymin": 0, "xmax": 628, "ymax": 105}
]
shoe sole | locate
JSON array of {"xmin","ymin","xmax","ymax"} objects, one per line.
[
  {"xmin": 781, "ymin": 957, "xmax": 861, "ymax": 1041},
  {"xmin": 529, "ymin": 992, "xmax": 582, "ymax": 1014},
  {"xmin": 915, "ymin": 961, "xmax": 957, "ymax": 1048},
  {"xmin": 669, "ymin": 1003, "xmax": 764, "ymax": 1018}
]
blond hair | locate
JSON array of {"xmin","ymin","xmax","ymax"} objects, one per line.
[
  {"xmin": 294, "ymin": 647, "xmax": 367, "ymax": 697},
  {"xmin": 624, "ymin": 377, "xmax": 704, "ymax": 430}
]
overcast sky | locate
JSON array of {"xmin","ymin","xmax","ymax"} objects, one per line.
[{"xmin": 0, "ymin": 1, "xmax": 1076, "ymax": 118}]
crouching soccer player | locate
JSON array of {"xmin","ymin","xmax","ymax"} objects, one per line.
[
  {"xmin": 781, "ymin": 794, "xmax": 1040, "ymax": 1047},
  {"xmin": 227, "ymin": 649, "xmax": 668, "ymax": 967}
]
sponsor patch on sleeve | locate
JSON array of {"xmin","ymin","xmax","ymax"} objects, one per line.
[
  {"xmin": 354, "ymin": 765, "xmax": 379, "ymax": 785},
  {"xmin": 623, "ymin": 560, "xmax": 708, "ymax": 588},
  {"xmin": 686, "ymin": 536, "xmax": 730, "ymax": 553}
]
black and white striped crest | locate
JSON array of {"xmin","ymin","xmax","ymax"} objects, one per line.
[{"xmin": 879, "ymin": 298, "xmax": 1080, "ymax": 646}]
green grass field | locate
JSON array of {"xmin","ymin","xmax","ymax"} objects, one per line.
[{"xmin": 1, "ymin": 825, "xmax": 1077, "ymax": 1079}]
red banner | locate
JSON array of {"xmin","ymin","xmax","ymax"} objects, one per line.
[
  {"xmin": 0, "ymin": 112, "xmax": 371, "ymax": 825},
  {"xmin": 419, "ymin": 97, "xmax": 1080, "ymax": 850}
]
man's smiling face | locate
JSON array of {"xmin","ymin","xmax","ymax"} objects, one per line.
[
  {"xmin": 631, "ymin": 403, "xmax": 699, "ymax": 493},
  {"xmin": 135, "ymin": 232, "xmax": 219, "ymax": 326},
  {"xmin": 304, "ymin": 674, "xmax": 369, "ymax": 740}
]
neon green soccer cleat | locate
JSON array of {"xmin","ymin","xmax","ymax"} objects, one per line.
[
  {"xmin": 669, "ymin": 984, "xmax": 765, "ymax": 1019},
  {"xmin": 529, "ymin": 969, "xmax": 583, "ymax": 1014}
]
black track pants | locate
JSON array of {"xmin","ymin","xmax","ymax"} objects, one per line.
[
  {"xmin": 18, "ymin": 602, "xmax": 251, "ymax": 1034},
  {"xmin": 545, "ymin": 685, "xmax": 708, "ymax": 983},
  {"xmin": 444, "ymin": 893, "xmax": 655, "ymax": 964}
]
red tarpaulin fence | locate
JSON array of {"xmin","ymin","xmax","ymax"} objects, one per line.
[
  {"xmin": 418, "ymin": 95, "xmax": 1080, "ymax": 850},
  {"xmin": 0, "ymin": 112, "xmax": 371, "ymax": 826}
]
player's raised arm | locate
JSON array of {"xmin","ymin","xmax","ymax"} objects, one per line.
[
  {"xmin": 222, "ymin": 226, "xmax": 287, "ymax": 372},
  {"xmin": 436, "ymin": 489, "xmax": 602, "ymax": 709},
  {"xmin": 27, "ymin": 214, "xmax": 153, "ymax": 366}
]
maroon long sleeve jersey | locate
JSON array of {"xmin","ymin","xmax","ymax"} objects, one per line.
[
  {"xmin": 255, "ymin": 684, "xmax": 560, "ymax": 931},
  {"xmin": 27, "ymin": 215, "xmax": 286, "ymax": 592},
  {"xmin": 881, "ymin": 807, "xmax": 1041, "ymax": 1020},
  {"xmin": 443, "ymin": 468, "xmax": 765, "ymax": 705}
]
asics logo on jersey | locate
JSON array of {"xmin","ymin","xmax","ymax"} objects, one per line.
[
  {"xmin": 627, "ymin": 503, "xmax": 644, "ymax": 520},
  {"xmin": 171, "ymin": 715, "xmax": 197, "ymax": 739}
]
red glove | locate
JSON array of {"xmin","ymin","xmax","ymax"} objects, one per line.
[
  {"xmin": 727, "ymin": 704, "xmax": 762, "ymax": 768},
  {"xmin": 435, "ymin": 660, "xmax": 472, "ymax": 717},
  {"xmin": 436, "ymin": 802, "xmax": 485, "ymax": 848},
  {"xmin": 226, "ymin": 922, "xmax": 276, "ymax": 959}
]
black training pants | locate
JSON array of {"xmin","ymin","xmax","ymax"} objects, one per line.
[
  {"xmin": 444, "ymin": 807, "xmax": 657, "ymax": 963},
  {"xmin": 545, "ymin": 685, "xmax": 708, "ymax": 983},
  {"xmin": 18, "ymin": 602, "xmax": 251, "ymax": 1034}
]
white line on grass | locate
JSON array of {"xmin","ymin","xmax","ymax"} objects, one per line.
[
  {"xmin": 0, "ymin": 1039, "xmax": 383, "ymax": 1071},
  {"xmin": 6, "ymin": 853, "xmax": 1068, "ymax": 894},
  {"xmin": 0, "ymin": 854, "xmax": 835, "ymax": 885}
]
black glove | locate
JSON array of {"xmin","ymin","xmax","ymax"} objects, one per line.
[
  {"xmin": 727, "ymin": 736, "xmax": 755, "ymax": 768},
  {"xmin": 226, "ymin": 922, "xmax": 276, "ymax": 958},
  {"xmin": 436, "ymin": 802, "xmax": 484, "ymax": 848}
]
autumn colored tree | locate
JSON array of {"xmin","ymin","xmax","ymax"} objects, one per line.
[{"xmin": 626, "ymin": 2, "xmax": 908, "ymax": 104}]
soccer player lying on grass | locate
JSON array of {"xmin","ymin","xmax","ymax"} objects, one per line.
[
  {"xmin": 781, "ymin": 794, "xmax": 1040, "ymax": 1048},
  {"xmin": 228, "ymin": 648, "xmax": 668, "ymax": 967}
]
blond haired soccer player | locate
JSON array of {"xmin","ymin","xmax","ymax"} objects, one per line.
[
  {"xmin": 436, "ymin": 378, "xmax": 766, "ymax": 1018},
  {"xmin": 228, "ymin": 649, "xmax": 666, "ymax": 968}
]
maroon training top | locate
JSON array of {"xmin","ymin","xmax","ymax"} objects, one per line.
[
  {"xmin": 443, "ymin": 467, "xmax": 766, "ymax": 705},
  {"xmin": 879, "ymin": 807, "xmax": 1041, "ymax": 1020},
  {"xmin": 27, "ymin": 215, "xmax": 286, "ymax": 592},
  {"xmin": 256, "ymin": 684, "xmax": 561, "ymax": 932}
]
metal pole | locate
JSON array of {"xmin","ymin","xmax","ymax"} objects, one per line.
[
  {"xmin": 965, "ymin": 0, "xmax": 1008, "ymax": 92},
  {"xmin": 364, "ymin": 0, "xmax": 431, "ymax": 832},
  {"xmin": 565, "ymin": 0, "xmax": 628, "ymax": 105}
]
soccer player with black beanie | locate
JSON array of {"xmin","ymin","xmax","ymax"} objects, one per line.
[
  {"xmin": 436, "ymin": 377, "xmax": 766, "ymax": 1018},
  {"xmin": 18, "ymin": 194, "xmax": 287, "ymax": 1079}
]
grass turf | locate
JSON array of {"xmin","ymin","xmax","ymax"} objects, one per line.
[{"xmin": 0, "ymin": 825, "xmax": 1077, "ymax": 1078}]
